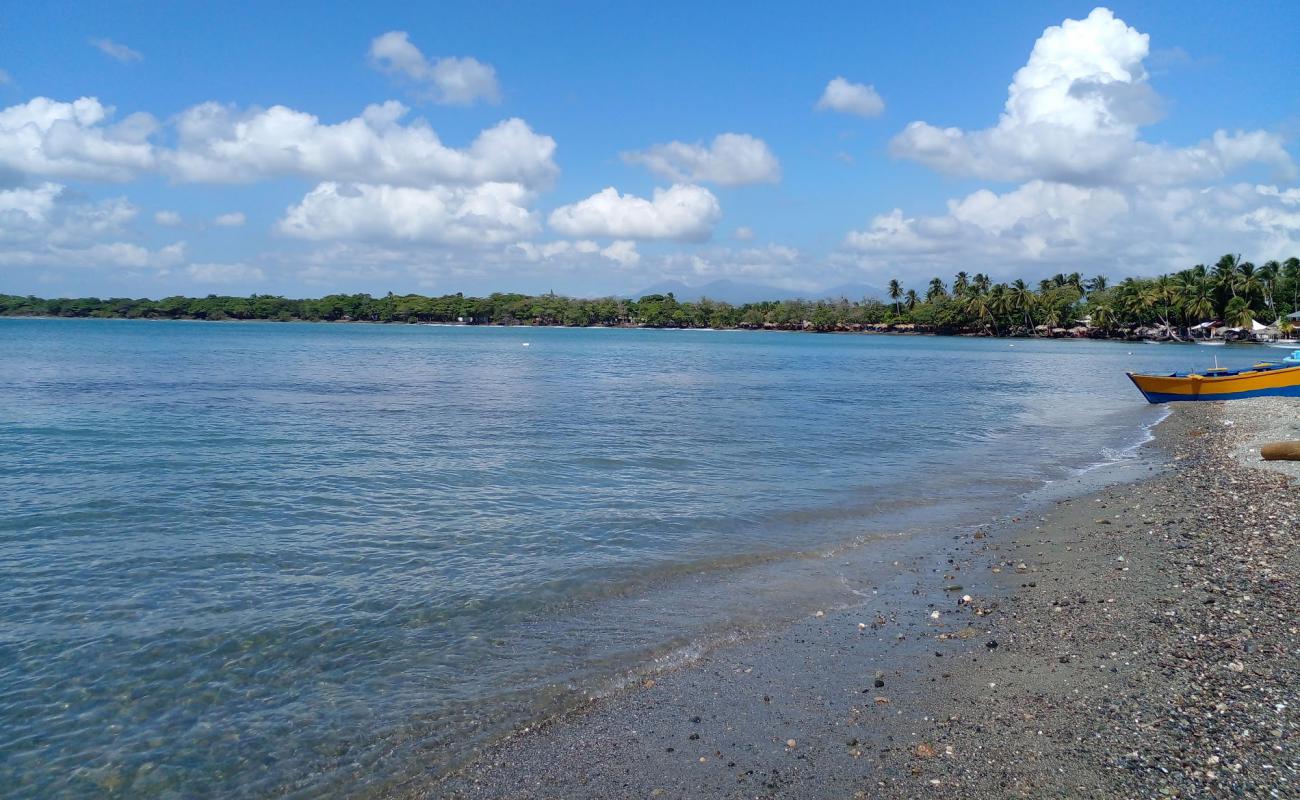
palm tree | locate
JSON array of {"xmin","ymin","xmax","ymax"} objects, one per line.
[
  {"xmin": 926, "ymin": 277, "xmax": 947, "ymax": 301},
  {"xmin": 1181, "ymin": 279, "xmax": 1215, "ymax": 327},
  {"xmin": 1213, "ymin": 253, "xmax": 1241, "ymax": 298},
  {"xmin": 1008, "ymin": 279, "xmax": 1036, "ymax": 332},
  {"xmin": 1259, "ymin": 260, "xmax": 1280, "ymax": 317},
  {"xmin": 1089, "ymin": 303, "xmax": 1116, "ymax": 334},
  {"xmin": 953, "ymin": 271, "xmax": 970, "ymax": 296},
  {"xmin": 1236, "ymin": 262, "xmax": 1261, "ymax": 308},
  {"xmin": 972, "ymin": 273, "xmax": 991, "ymax": 295},
  {"xmin": 1086, "ymin": 275, "xmax": 1108, "ymax": 294},
  {"xmin": 963, "ymin": 292, "xmax": 997, "ymax": 335},
  {"xmin": 887, "ymin": 279, "xmax": 903, "ymax": 316},
  {"xmin": 1224, "ymin": 296, "xmax": 1253, "ymax": 329},
  {"xmin": 904, "ymin": 289, "xmax": 920, "ymax": 311}
]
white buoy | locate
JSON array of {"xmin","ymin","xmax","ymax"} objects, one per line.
[{"xmin": 522, "ymin": 342, "xmax": 530, "ymax": 347}]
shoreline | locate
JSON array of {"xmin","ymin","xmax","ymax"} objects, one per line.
[
  {"xmin": 2, "ymin": 313, "xmax": 1282, "ymax": 344},
  {"xmin": 430, "ymin": 399, "xmax": 1298, "ymax": 799}
]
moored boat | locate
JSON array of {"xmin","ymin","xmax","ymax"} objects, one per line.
[{"xmin": 1128, "ymin": 360, "xmax": 1300, "ymax": 403}]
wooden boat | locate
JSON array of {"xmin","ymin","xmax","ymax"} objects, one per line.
[{"xmin": 1128, "ymin": 360, "xmax": 1300, "ymax": 403}]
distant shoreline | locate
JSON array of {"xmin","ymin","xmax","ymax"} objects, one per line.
[{"xmin": 0, "ymin": 312, "xmax": 1218, "ymax": 343}]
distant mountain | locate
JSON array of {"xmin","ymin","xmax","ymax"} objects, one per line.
[
  {"xmin": 817, "ymin": 282, "xmax": 888, "ymax": 302},
  {"xmin": 631, "ymin": 279, "xmax": 885, "ymax": 305}
]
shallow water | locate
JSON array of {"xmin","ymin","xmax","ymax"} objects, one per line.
[{"xmin": 0, "ymin": 319, "xmax": 1273, "ymax": 797}]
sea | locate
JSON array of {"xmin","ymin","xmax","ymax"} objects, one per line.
[{"xmin": 0, "ymin": 318, "xmax": 1271, "ymax": 797}]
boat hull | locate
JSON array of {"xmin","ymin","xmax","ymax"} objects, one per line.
[{"xmin": 1128, "ymin": 365, "xmax": 1300, "ymax": 403}]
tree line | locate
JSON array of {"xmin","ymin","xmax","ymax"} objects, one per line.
[{"xmin": 3, "ymin": 254, "xmax": 1297, "ymax": 337}]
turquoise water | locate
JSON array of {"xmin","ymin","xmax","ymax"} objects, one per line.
[{"xmin": 0, "ymin": 319, "xmax": 1263, "ymax": 797}]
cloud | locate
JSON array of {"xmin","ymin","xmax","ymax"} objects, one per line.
[
  {"xmin": 0, "ymin": 69, "xmax": 11, "ymax": 86},
  {"xmin": 0, "ymin": 95, "xmax": 557, "ymax": 192},
  {"xmin": 186, "ymin": 262, "xmax": 265, "ymax": 283},
  {"xmin": 733, "ymin": 226, "xmax": 755, "ymax": 241},
  {"xmin": 654, "ymin": 243, "xmax": 811, "ymax": 289},
  {"xmin": 513, "ymin": 238, "xmax": 640, "ymax": 267},
  {"xmin": 600, "ymin": 240, "xmax": 640, "ymax": 266},
  {"xmin": 889, "ymin": 8, "xmax": 1293, "ymax": 186},
  {"xmin": 623, "ymin": 133, "xmax": 780, "ymax": 186},
  {"xmin": 368, "ymin": 31, "xmax": 500, "ymax": 105},
  {"xmin": 164, "ymin": 101, "xmax": 555, "ymax": 187},
  {"xmin": 816, "ymin": 77, "xmax": 885, "ymax": 117},
  {"xmin": 549, "ymin": 184, "xmax": 721, "ymax": 241},
  {"xmin": 90, "ymin": 38, "xmax": 143, "ymax": 63},
  {"xmin": 213, "ymin": 211, "xmax": 246, "ymax": 227},
  {"xmin": 837, "ymin": 8, "xmax": 1300, "ymax": 282},
  {"xmin": 0, "ymin": 182, "xmax": 185, "ymax": 269},
  {"xmin": 842, "ymin": 180, "xmax": 1300, "ymax": 278},
  {"xmin": 278, "ymin": 180, "xmax": 539, "ymax": 245},
  {"xmin": 154, "ymin": 210, "xmax": 181, "ymax": 226},
  {"xmin": 0, "ymin": 97, "xmax": 157, "ymax": 181}
]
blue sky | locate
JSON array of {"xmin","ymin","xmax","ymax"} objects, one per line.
[{"xmin": 1, "ymin": 2, "xmax": 1298, "ymax": 298}]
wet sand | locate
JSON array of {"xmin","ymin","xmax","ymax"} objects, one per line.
[{"xmin": 429, "ymin": 399, "xmax": 1299, "ymax": 799}]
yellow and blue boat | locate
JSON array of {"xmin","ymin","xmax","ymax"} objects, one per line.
[{"xmin": 1128, "ymin": 358, "xmax": 1300, "ymax": 403}]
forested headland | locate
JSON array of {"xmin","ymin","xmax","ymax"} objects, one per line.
[{"xmin": 4, "ymin": 254, "xmax": 1298, "ymax": 338}]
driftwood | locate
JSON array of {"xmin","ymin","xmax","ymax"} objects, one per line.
[{"xmin": 1260, "ymin": 441, "xmax": 1300, "ymax": 461}]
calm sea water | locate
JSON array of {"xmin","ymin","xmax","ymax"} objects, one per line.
[{"xmin": 1, "ymin": 319, "xmax": 1266, "ymax": 797}]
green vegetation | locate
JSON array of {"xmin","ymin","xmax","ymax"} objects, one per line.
[{"xmin": 3, "ymin": 254, "xmax": 1297, "ymax": 337}]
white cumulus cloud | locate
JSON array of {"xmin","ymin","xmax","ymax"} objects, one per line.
[
  {"xmin": 369, "ymin": 31, "xmax": 500, "ymax": 105},
  {"xmin": 164, "ymin": 101, "xmax": 555, "ymax": 188},
  {"xmin": 213, "ymin": 211, "xmax": 246, "ymax": 227},
  {"xmin": 622, "ymin": 133, "xmax": 780, "ymax": 186},
  {"xmin": 154, "ymin": 210, "xmax": 182, "ymax": 226},
  {"xmin": 600, "ymin": 240, "xmax": 640, "ymax": 266},
  {"xmin": 549, "ymin": 184, "xmax": 721, "ymax": 242},
  {"xmin": 816, "ymin": 77, "xmax": 885, "ymax": 117},
  {"xmin": 841, "ymin": 8, "xmax": 1300, "ymax": 281},
  {"xmin": 889, "ymin": 7, "xmax": 1293, "ymax": 186},
  {"xmin": 0, "ymin": 182, "xmax": 184, "ymax": 269},
  {"xmin": 0, "ymin": 97, "xmax": 157, "ymax": 181},
  {"xmin": 278, "ymin": 181, "xmax": 539, "ymax": 245}
]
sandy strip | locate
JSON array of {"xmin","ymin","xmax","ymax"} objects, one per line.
[{"xmin": 428, "ymin": 399, "xmax": 1299, "ymax": 799}]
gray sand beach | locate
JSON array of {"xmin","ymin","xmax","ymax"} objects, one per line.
[{"xmin": 431, "ymin": 399, "xmax": 1299, "ymax": 799}]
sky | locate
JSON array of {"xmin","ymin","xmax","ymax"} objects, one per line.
[{"xmin": 1, "ymin": 1, "xmax": 1298, "ymax": 299}]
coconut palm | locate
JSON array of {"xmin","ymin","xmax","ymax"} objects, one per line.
[
  {"xmin": 1213, "ymin": 253, "xmax": 1241, "ymax": 298},
  {"xmin": 953, "ymin": 271, "xmax": 970, "ymax": 296},
  {"xmin": 1259, "ymin": 260, "xmax": 1280, "ymax": 317},
  {"xmin": 1181, "ymin": 279, "xmax": 1215, "ymax": 326},
  {"xmin": 904, "ymin": 289, "xmax": 920, "ymax": 311},
  {"xmin": 887, "ymin": 279, "xmax": 902, "ymax": 315},
  {"xmin": 1086, "ymin": 275, "xmax": 1108, "ymax": 294},
  {"xmin": 972, "ymin": 273, "xmax": 991, "ymax": 295},
  {"xmin": 1224, "ymin": 296, "xmax": 1253, "ymax": 329},
  {"xmin": 963, "ymin": 292, "xmax": 998, "ymax": 335},
  {"xmin": 1007, "ymin": 279, "xmax": 1036, "ymax": 332},
  {"xmin": 1089, "ymin": 303, "xmax": 1116, "ymax": 334},
  {"xmin": 1236, "ymin": 262, "xmax": 1262, "ymax": 308},
  {"xmin": 926, "ymin": 277, "xmax": 947, "ymax": 301}
]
